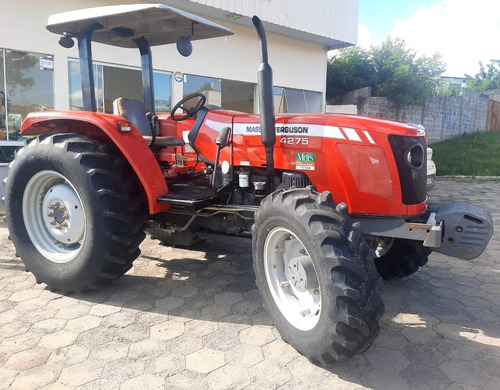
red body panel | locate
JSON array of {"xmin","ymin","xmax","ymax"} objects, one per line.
[
  {"xmin": 194, "ymin": 112, "xmax": 427, "ymax": 217},
  {"xmin": 21, "ymin": 111, "xmax": 170, "ymax": 214}
]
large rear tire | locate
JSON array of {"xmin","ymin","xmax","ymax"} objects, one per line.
[
  {"xmin": 252, "ymin": 187, "xmax": 384, "ymax": 365},
  {"xmin": 374, "ymin": 238, "xmax": 431, "ymax": 280},
  {"xmin": 5, "ymin": 133, "xmax": 146, "ymax": 293}
]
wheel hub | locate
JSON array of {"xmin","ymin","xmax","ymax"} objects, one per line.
[
  {"xmin": 288, "ymin": 255, "xmax": 319, "ymax": 293},
  {"xmin": 42, "ymin": 183, "xmax": 85, "ymax": 245}
]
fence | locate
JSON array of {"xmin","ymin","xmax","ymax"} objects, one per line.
[
  {"xmin": 488, "ymin": 100, "xmax": 500, "ymax": 131},
  {"xmin": 356, "ymin": 89, "xmax": 490, "ymax": 144}
]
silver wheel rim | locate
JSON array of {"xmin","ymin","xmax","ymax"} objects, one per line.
[
  {"xmin": 22, "ymin": 170, "xmax": 86, "ymax": 263},
  {"xmin": 263, "ymin": 227, "xmax": 321, "ymax": 331}
]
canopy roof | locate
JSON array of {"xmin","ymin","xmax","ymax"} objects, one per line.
[{"xmin": 47, "ymin": 3, "xmax": 233, "ymax": 48}]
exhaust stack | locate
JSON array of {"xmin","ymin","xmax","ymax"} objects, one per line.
[{"xmin": 252, "ymin": 16, "xmax": 275, "ymax": 177}]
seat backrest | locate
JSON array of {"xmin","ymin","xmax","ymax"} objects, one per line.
[{"xmin": 113, "ymin": 98, "xmax": 159, "ymax": 136}]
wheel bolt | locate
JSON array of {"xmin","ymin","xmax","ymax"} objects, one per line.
[
  {"xmin": 50, "ymin": 221, "xmax": 57, "ymax": 226},
  {"xmin": 47, "ymin": 212, "xmax": 54, "ymax": 217},
  {"xmin": 61, "ymin": 222, "xmax": 68, "ymax": 228},
  {"xmin": 55, "ymin": 225, "xmax": 62, "ymax": 230},
  {"xmin": 300, "ymin": 309, "xmax": 311, "ymax": 317},
  {"xmin": 313, "ymin": 289, "xmax": 319, "ymax": 296},
  {"xmin": 280, "ymin": 281, "xmax": 290, "ymax": 289},
  {"xmin": 299, "ymin": 249, "xmax": 306, "ymax": 255},
  {"xmin": 60, "ymin": 206, "xmax": 66, "ymax": 212},
  {"xmin": 63, "ymin": 214, "xmax": 69, "ymax": 220}
]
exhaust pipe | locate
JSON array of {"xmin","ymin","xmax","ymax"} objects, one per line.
[{"xmin": 252, "ymin": 16, "xmax": 275, "ymax": 177}]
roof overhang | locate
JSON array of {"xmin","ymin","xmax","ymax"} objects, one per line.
[
  {"xmin": 153, "ymin": 0, "xmax": 355, "ymax": 50},
  {"xmin": 46, "ymin": 3, "xmax": 233, "ymax": 48}
]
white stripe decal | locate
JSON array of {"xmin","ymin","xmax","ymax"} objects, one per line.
[
  {"xmin": 342, "ymin": 127, "xmax": 362, "ymax": 142},
  {"xmin": 232, "ymin": 123, "xmax": 346, "ymax": 140},
  {"xmin": 205, "ymin": 119, "xmax": 227, "ymax": 133},
  {"xmin": 363, "ymin": 130, "xmax": 376, "ymax": 144}
]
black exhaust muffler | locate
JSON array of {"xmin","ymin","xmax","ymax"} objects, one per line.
[{"xmin": 252, "ymin": 16, "xmax": 275, "ymax": 177}]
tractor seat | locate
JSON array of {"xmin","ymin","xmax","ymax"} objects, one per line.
[{"xmin": 113, "ymin": 98, "xmax": 185, "ymax": 148}]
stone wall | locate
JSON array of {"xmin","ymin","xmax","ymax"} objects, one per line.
[{"xmin": 356, "ymin": 89, "xmax": 489, "ymax": 144}]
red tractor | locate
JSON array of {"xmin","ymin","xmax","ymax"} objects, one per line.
[{"xmin": 5, "ymin": 4, "xmax": 493, "ymax": 365}]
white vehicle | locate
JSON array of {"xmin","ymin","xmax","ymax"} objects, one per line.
[{"xmin": 427, "ymin": 146, "xmax": 436, "ymax": 190}]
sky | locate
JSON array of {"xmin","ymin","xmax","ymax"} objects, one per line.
[{"xmin": 357, "ymin": 0, "xmax": 500, "ymax": 77}]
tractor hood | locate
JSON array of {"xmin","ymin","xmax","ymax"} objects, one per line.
[{"xmin": 47, "ymin": 3, "xmax": 233, "ymax": 48}]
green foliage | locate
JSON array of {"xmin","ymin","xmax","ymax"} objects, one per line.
[
  {"xmin": 465, "ymin": 61, "xmax": 500, "ymax": 92},
  {"xmin": 326, "ymin": 47, "xmax": 376, "ymax": 103},
  {"xmin": 435, "ymin": 81, "xmax": 460, "ymax": 97},
  {"xmin": 327, "ymin": 37, "xmax": 446, "ymax": 105},
  {"xmin": 432, "ymin": 131, "xmax": 500, "ymax": 176}
]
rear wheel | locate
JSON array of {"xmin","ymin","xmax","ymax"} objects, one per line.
[
  {"xmin": 5, "ymin": 133, "xmax": 146, "ymax": 293},
  {"xmin": 252, "ymin": 187, "xmax": 384, "ymax": 365},
  {"xmin": 374, "ymin": 238, "xmax": 431, "ymax": 280}
]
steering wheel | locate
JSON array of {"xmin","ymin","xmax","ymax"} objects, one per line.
[{"xmin": 171, "ymin": 92, "xmax": 206, "ymax": 121}]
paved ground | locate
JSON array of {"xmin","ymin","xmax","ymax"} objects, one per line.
[{"xmin": 0, "ymin": 178, "xmax": 499, "ymax": 390}]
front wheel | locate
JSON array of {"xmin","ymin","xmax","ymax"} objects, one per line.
[
  {"xmin": 252, "ymin": 187, "xmax": 384, "ymax": 365},
  {"xmin": 5, "ymin": 133, "xmax": 146, "ymax": 293}
]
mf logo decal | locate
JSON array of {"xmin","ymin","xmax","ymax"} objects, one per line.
[{"xmin": 296, "ymin": 152, "xmax": 315, "ymax": 170}]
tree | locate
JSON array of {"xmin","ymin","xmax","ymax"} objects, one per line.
[
  {"xmin": 326, "ymin": 47, "xmax": 376, "ymax": 104},
  {"xmin": 327, "ymin": 37, "xmax": 446, "ymax": 106},
  {"xmin": 465, "ymin": 61, "xmax": 500, "ymax": 92},
  {"xmin": 371, "ymin": 38, "xmax": 445, "ymax": 105}
]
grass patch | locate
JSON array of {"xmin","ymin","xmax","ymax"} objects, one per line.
[{"xmin": 431, "ymin": 131, "xmax": 500, "ymax": 176}]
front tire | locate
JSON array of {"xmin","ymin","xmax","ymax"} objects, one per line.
[
  {"xmin": 5, "ymin": 133, "xmax": 146, "ymax": 293},
  {"xmin": 252, "ymin": 187, "xmax": 384, "ymax": 365}
]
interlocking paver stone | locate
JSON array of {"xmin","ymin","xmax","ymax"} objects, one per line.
[
  {"xmin": 57, "ymin": 360, "xmax": 103, "ymax": 387},
  {"xmin": 150, "ymin": 320, "xmax": 184, "ymax": 340},
  {"xmin": 0, "ymin": 179, "xmax": 499, "ymax": 389},
  {"xmin": 120, "ymin": 374, "xmax": 165, "ymax": 390},
  {"xmin": 239, "ymin": 325, "xmax": 276, "ymax": 346},
  {"xmin": 186, "ymin": 348, "xmax": 225, "ymax": 373}
]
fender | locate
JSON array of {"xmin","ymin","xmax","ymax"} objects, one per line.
[{"xmin": 21, "ymin": 111, "xmax": 169, "ymax": 214}]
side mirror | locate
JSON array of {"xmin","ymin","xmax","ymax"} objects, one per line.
[
  {"xmin": 216, "ymin": 127, "xmax": 231, "ymax": 148},
  {"xmin": 176, "ymin": 36, "xmax": 192, "ymax": 57},
  {"xmin": 58, "ymin": 35, "xmax": 74, "ymax": 48}
]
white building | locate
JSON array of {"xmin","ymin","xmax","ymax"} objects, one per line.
[{"xmin": 0, "ymin": 0, "xmax": 358, "ymax": 161}]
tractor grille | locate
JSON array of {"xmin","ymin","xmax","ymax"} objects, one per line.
[{"xmin": 388, "ymin": 135, "xmax": 427, "ymax": 205}]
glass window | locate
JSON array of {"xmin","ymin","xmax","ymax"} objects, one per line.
[
  {"xmin": 184, "ymin": 74, "xmax": 221, "ymax": 107},
  {"xmin": 153, "ymin": 72, "xmax": 172, "ymax": 113},
  {"xmin": 221, "ymin": 80, "xmax": 254, "ymax": 113},
  {"xmin": 283, "ymin": 88, "xmax": 322, "ymax": 113},
  {"xmin": 273, "ymin": 87, "xmax": 287, "ymax": 113},
  {"xmin": 69, "ymin": 60, "xmax": 171, "ymax": 114},
  {"xmin": 2, "ymin": 50, "xmax": 54, "ymax": 138},
  {"xmin": 102, "ymin": 66, "xmax": 142, "ymax": 113},
  {"xmin": 184, "ymin": 75, "xmax": 255, "ymax": 113},
  {"xmin": 272, "ymin": 87, "xmax": 322, "ymax": 113},
  {"xmin": 69, "ymin": 61, "xmax": 100, "ymax": 111}
]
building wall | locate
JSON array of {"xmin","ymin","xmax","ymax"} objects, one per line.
[{"xmin": 1, "ymin": 0, "xmax": 358, "ymax": 112}]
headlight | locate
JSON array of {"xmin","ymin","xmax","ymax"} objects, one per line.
[{"xmin": 405, "ymin": 144, "xmax": 424, "ymax": 169}]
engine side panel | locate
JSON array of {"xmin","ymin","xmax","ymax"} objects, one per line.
[{"xmin": 228, "ymin": 113, "xmax": 428, "ymax": 217}]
